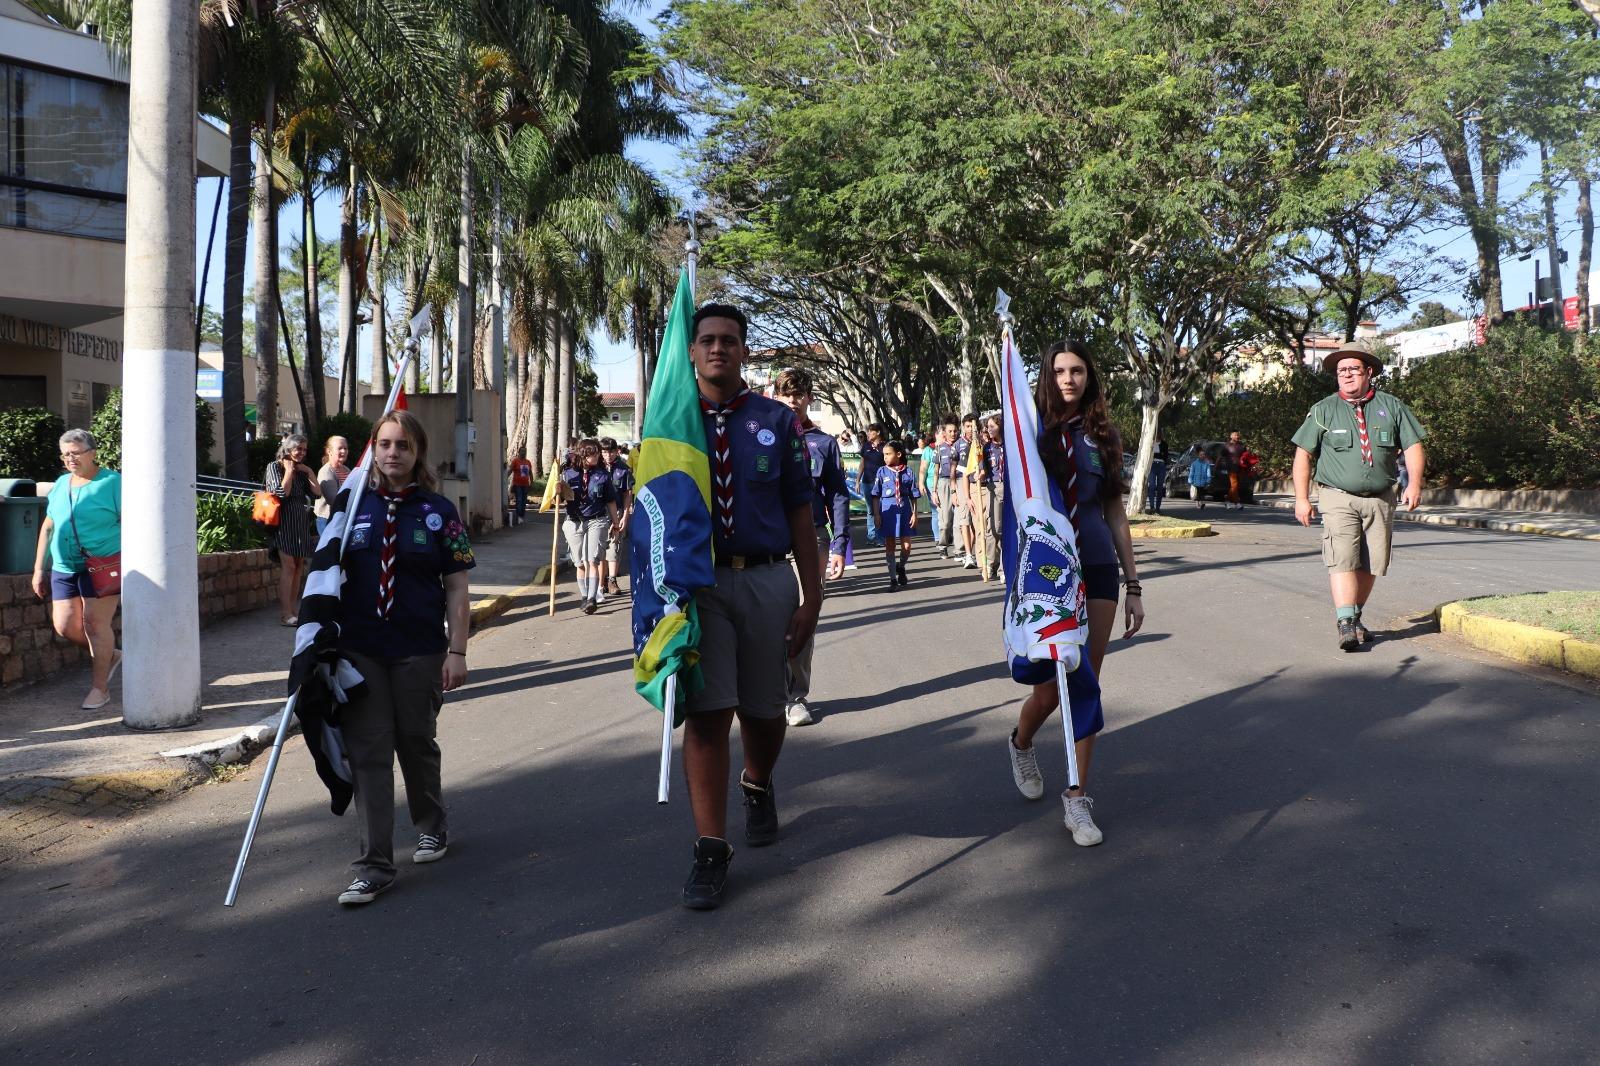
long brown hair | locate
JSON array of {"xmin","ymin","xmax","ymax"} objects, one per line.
[
  {"xmin": 369, "ymin": 409, "xmax": 438, "ymax": 493},
  {"xmin": 1034, "ymin": 340, "xmax": 1127, "ymax": 499}
]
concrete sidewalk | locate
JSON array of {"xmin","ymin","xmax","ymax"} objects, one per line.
[
  {"xmin": 1253, "ymin": 492, "xmax": 1600, "ymax": 541},
  {"xmin": 0, "ymin": 518, "xmax": 552, "ymax": 866}
]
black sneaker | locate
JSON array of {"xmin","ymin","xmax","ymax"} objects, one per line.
[
  {"xmin": 887, "ymin": 578, "xmax": 900, "ymax": 593},
  {"xmin": 413, "ymin": 833, "xmax": 448, "ymax": 864},
  {"xmin": 581, "ymin": 599, "xmax": 597, "ymax": 615},
  {"xmin": 338, "ymin": 878, "xmax": 391, "ymax": 905},
  {"xmin": 682, "ymin": 836, "xmax": 733, "ymax": 910},
  {"xmin": 740, "ymin": 772, "xmax": 779, "ymax": 847},
  {"xmin": 1336, "ymin": 617, "xmax": 1360, "ymax": 652},
  {"xmin": 896, "ymin": 561, "xmax": 908, "ymax": 585}
]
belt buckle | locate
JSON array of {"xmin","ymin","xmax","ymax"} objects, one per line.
[{"xmin": 730, "ymin": 555, "xmax": 746, "ymax": 570}]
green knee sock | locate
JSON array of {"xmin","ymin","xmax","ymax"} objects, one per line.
[{"xmin": 1336, "ymin": 605, "xmax": 1359, "ymax": 621}]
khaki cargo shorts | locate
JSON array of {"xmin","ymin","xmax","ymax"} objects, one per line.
[
  {"xmin": 686, "ymin": 562, "xmax": 800, "ymax": 720},
  {"xmin": 1318, "ymin": 483, "xmax": 1396, "ymax": 576}
]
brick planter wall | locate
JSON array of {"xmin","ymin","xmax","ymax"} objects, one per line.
[{"xmin": 0, "ymin": 549, "xmax": 276, "ymax": 691}]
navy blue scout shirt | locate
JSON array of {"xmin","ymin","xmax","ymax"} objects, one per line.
[
  {"xmin": 982, "ymin": 439, "xmax": 1005, "ymax": 486},
  {"xmin": 339, "ymin": 488, "xmax": 476, "ymax": 659},
  {"xmin": 1057, "ymin": 423, "xmax": 1117, "ymax": 568},
  {"xmin": 870, "ymin": 465, "xmax": 919, "ymax": 506},
  {"xmin": 703, "ymin": 392, "xmax": 813, "ymax": 558},
  {"xmin": 859, "ymin": 442, "xmax": 884, "ymax": 494},
  {"xmin": 608, "ymin": 460, "xmax": 634, "ymax": 500},
  {"xmin": 561, "ymin": 466, "xmax": 616, "ymax": 522},
  {"xmin": 802, "ymin": 424, "xmax": 851, "ymax": 556},
  {"xmin": 955, "ymin": 435, "xmax": 973, "ymax": 482},
  {"xmin": 934, "ymin": 440, "xmax": 959, "ymax": 479}
]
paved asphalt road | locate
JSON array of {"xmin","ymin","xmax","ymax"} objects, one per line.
[{"xmin": 2, "ymin": 505, "xmax": 1596, "ymax": 1065}]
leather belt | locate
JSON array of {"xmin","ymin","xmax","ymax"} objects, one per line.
[{"xmin": 715, "ymin": 553, "xmax": 788, "ymax": 570}]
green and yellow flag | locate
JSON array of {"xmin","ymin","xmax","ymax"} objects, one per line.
[{"xmin": 628, "ymin": 269, "xmax": 714, "ymax": 718}]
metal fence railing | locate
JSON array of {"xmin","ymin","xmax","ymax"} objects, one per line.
[{"xmin": 195, "ymin": 474, "xmax": 262, "ymax": 497}]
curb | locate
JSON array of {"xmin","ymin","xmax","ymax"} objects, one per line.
[
  {"xmin": 470, "ymin": 564, "xmax": 566, "ymax": 627},
  {"xmin": 1435, "ymin": 599, "xmax": 1600, "ymax": 679},
  {"xmin": 1258, "ymin": 497, "xmax": 1600, "ymax": 542},
  {"xmin": 1129, "ymin": 522, "xmax": 1216, "ymax": 539}
]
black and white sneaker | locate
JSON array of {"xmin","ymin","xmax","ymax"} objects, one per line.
[
  {"xmin": 682, "ymin": 836, "xmax": 733, "ymax": 910},
  {"xmin": 413, "ymin": 833, "xmax": 448, "ymax": 864},
  {"xmin": 740, "ymin": 772, "xmax": 779, "ymax": 847},
  {"xmin": 338, "ymin": 878, "xmax": 391, "ymax": 905}
]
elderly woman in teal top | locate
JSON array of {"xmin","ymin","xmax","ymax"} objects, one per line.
[{"xmin": 31, "ymin": 429, "xmax": 123, "ymax": 711}]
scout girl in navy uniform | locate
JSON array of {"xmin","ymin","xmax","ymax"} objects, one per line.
[
  {"xmin": 1004, "ymin": 340, "xmax": 1145, "ymax": 849},
  {"xmin": 335, "ymin": 409, "xmax": 474, "ymax": 906},
  {"xmin": 869, "ymin": 439, "xmax": 919, "ymax": 591},
  {"xmin": 558, "ymin": 439, "xmax": 620, "ymax": 614}
]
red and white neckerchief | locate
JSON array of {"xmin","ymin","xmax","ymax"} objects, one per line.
[
  {"xmin": 1343, "ymin": 385, "xmax": 1377, "ymax": 466},
  {"xmin": 700, "ymin": 390, "xmax": 750, "ymax": 539},
  {"xmin": 1059, "ymin": 416, "xmax": 1084, "ymax": 534},
  {"xmin": 376, "ymin": 482, "xmax": 417, "ymax": 619},
  {"xmin": 889, "ymin": 464, "xmax": 906, "ymax": 505}
]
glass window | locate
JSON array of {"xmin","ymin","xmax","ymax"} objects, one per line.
[
  {"xmin": 0, "ymin": 375, "xmax": 48, "ymax": 411},
  {"xmin": 0, "ymin": 61, "xmax": 129, "ymax": 239}
]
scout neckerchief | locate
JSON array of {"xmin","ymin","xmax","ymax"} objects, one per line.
[
  {"xmin": 376, "ymin": 482, "xmax": 417, "ymax": 619},
  {"xmin": 1059, "ymin": 416, "xmax": 1084, "ymax": 534},
  {"xmin": 700, "ymin": 389, "xmax": 750, "ymax": 539},
  {"xmin": 1341, "ymin": 384, "xmax": 1377, "ymax": 466},
  {"xmin": 887, "ymin": 462, "xmax": 907, "ymax": 505}
]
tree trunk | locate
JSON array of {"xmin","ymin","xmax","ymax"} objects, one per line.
[
  {"xmin": 252, "ymin": 114, "xmax": 279, "ymax": 440},
  {"xmin": 1125, "ymin": 394, "xmax": 1163, "ymax": 518},
  {"xmin": 219, "ymin": 103, "xmax": 251, "ymax": 478},
  {"xmin": 1540, "ymin": 141, "xmax": 1565, "ymax": 313},
  {"xmin": 369, "ymin": 208, "xmax": 388, "ymax": 396},
  {"xmin": 1578, "ymin": 168, "xmax": 1593, "ymax": 353},
  {"xmin": 633, "ymin": 291, "xmax": 649, "ymax": 440},
  {"xmin": 301, "ymin": 155, "xmax": 327, "ymax": 432},
  {"xmin": 454, "ymin": 142, "xmax": 474, "ymax": 478},
  {"xmin": 490, "ymin": 178, "xmax": 506, "ymax": 440},
  {"xmin": 430, "ymin": 300, "xmax": 446, "ymax": 391},
  {"xmin": 1438, "ymin": 121, "xmax": 1503, "ymax": 322},
  {"xmin": 527, "ymin": 335, "xmax": 546, "ymax": 476},
  {"xmin": 336, "ymin": 154, "xmax": 360, "ymax": 411},
  {"xmin": 556, "ymin": 312, "xmax": 573, "ymax": 454},
  {"xmin": 543, "ymin": 301, "xmax": 562, "ymax": 472}
]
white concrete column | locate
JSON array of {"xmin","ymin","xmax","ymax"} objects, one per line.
[{"xmin": 120, "ymin": 0, "xmax": 201, "ymax": 729}]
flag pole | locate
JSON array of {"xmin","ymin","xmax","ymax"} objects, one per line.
[
  {"xmin": 1055, "ymin": 659, "xmax": 1082, "ymax": 792},
  {"xmin": 657, "ymin": 673, "xmax": 677, "ymax": 804},
  {"xmin": 224, "ymin": 332, "xmax": 423, "ymax": 907},
  {"xmin": 548, "ymin": 503, "xmax": 559, "ymax": 616},
  {"xmin": 656, "ymin": 210, "xmax": 699, "ymax": 805}
]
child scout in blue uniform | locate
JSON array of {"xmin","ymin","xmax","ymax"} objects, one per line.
[
  {"xmin": 869, "ymin": 439, "xmax": 919, "ymax": 590},
  {"xmin": 680, "ymin": 304, "xmax": 820, "ymax": 912},
  {"xmin": 560, "ymin": 443, "xmax": 620, "ymax": 613},
  {"xmin": 334, "ymin": 410, "xmax": 475, "ymax": 907},
  {"xmin": 933, "ymin": 417, "xmax": 961, "ymax": 558},
  {"xmin": 771, "ymin": 366, "xmax": 850, "ymax": 729},
  {"xmin": 601, "ymin": 439, "xmax": 634, "ymax": 596}
]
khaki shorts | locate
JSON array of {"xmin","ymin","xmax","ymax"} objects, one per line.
[
  {"xmin": 1318, "ymin": 484, "xmax": 1395, "ymax": 576},
  {"xmin": 562, "ymin": 517, "xmax": 608, "ymax": 565},
  {"xmin": 605, "ymin": 526, "xmax": 627, "ymax": 567},
  {"xmin": 686, "ymin": 562, "xmax": 800, "ymax": 720}
]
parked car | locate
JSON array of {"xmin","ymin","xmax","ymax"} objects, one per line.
[{"xmin": 1166, "ymin": 441, "xmax": 1231, "ymax": 501}]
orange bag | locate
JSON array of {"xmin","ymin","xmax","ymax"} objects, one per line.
[{"xmin": 252, "ymin": 489, "xmax": 282, "ymax": 527}]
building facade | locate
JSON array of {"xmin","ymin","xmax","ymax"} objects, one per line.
[{"xmin": 0, "ymin": 0, "xmax": 228, "ymax": 426}]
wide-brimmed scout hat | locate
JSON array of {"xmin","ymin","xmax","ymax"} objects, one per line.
[{"xmin": 1321, "ymin": 336, "xmax": 1386, "ymax": 375}]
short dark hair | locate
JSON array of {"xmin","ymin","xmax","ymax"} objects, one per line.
[
  {"xmin": 599, "ymin": 437, "xmax": 618, "ymax": 450},
  {"xmin": 866, "ymin": 422, "xmax": 885, "ymax": 437},
  {"xmin": 962, "ymin": 412, "xmax": 978, "ymax": 424},
  {"xmin": 940, "ymin": 413, "xmax": 959, "ymax": 430},
  {"xmin": 883, "ymin": 438, "xmax": 906, "ymax": 457},
  {"xmin": 692, "ymin": 302, "xmax": 748, "ymax": 342}
]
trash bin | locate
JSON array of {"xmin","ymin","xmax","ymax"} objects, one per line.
[{"xmin": 0, "ymin": 479, "xmax": 46, "ymax": 575}]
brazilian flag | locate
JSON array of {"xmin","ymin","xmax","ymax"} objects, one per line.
[{"xmin": 629, "ymin": 268, "xmax": 713, "ymax": 718}]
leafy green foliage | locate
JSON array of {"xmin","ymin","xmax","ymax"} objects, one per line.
[
  {"xmin": 1391, "ymin": 325, "xmax": 1600, "ymax": 488},
  {"xmin": 576, "ymin": 363, "xmax": 604, "ymax": 437},
  {"xmin": 1163, "ymin": 371, "xmax": 1336, "ymax": 480},
  {"xmin": 246, "ymin": 437, "xmax": 280, "ymax": 483},
  {"xmin": 196, "ymin": 491, "xmax": 270, "ymax": 554},
  {"xmin": 312, "ymin": 411, "xmax": 373, "ymax": 471},
  {"xmin": 0, "ymin": 407, "xmax": 67, "ymax": 484},
  {"xmin": 89, "ymin": 389, "xmax": 217, "ymax": 474}
]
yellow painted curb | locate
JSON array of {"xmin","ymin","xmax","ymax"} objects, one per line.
[
  {"xmin": 469, "ymin": 573, "xmax": 549, "ymax": 629},
  {"xmin": 1128, "ymin": 523, "xmax": 1216, "ymax": 539},
  {"xmin": 1434, "ymin": 599, "xmax": 1600, "ymax": 679}
]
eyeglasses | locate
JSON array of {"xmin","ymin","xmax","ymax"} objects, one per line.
[
  {"xmin": 1335, "ymin": 367, "xmax": 1369, "ymax": 376},
  {"xmin": 61, "ymin": 450, "xmax": 92, "ymax": 460}
]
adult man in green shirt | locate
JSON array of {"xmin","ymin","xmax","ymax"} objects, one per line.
[{"xmin": 1290, "ymin": 338, "xmax": 1426, "ymax": 651}]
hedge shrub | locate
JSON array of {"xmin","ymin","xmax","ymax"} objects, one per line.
[
  {"xmin": 0, "ymin": 407, "xmax": 67, "ymax": 483},
  {"xmin": 196, "ymin": 490, "xmax": 270, "ymax": 554},
  {"xmin": 89, "ymin": 388, "xmax": 220, "ymax": 474},
  {"xmin": 312, "ymin": 411, "xmax": 373, "ymax": 471}
]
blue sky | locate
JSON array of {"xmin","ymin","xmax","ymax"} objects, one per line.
[{"xmin": 192, "ymin": 3, "xmax": 1587, "ymax": 392}]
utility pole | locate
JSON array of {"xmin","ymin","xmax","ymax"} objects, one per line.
[{"xmin": 121, "ymin": 0, "xmax": 201, "ymax": 729}]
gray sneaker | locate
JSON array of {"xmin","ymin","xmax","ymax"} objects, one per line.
[
  {"xmin": 1007, "ymin": 730, "xmax": 1044, "ymax": 800},
  {"xmin": 785, "ymin": 700, "xmax": 815, "ymax": 727},
  {"xmin": 1062, "ymin": 793, "xmax": 1103, "ymax": 846}
]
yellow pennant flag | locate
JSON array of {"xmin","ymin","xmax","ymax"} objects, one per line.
[{"xmin": 538, "ymin": 471, "xmax": 560, "ymax": 513}]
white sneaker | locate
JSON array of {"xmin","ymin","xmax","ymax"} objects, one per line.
[
  {"xmin": 596, "ymin": 589, "xmax": 607, "ymax": 606},
  {"xmin": 1007, "ymin": 730, "xmax": 1044, "ymax": 800},
  {"xmin": 962, "ymin": 555, "xmax": 977, "ymax": 569},
  {"xmin": 1062, "ymin": 793, "xmax": 1103, "ymax": 846},
  {"xmin": 785, "ymin": 701, "xmax": 814, "ymax": 727}
]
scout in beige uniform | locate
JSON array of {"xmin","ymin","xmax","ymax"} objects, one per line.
[{"xmin": 1291, "ymin": 338, "xmax": 1426, "ymax": 651}]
